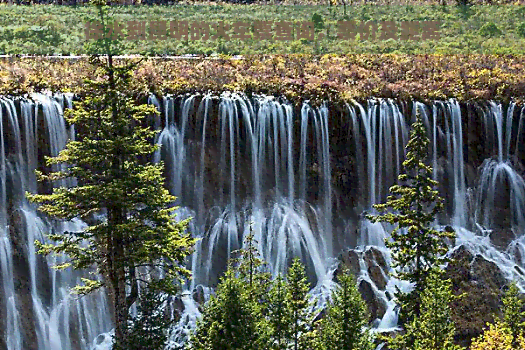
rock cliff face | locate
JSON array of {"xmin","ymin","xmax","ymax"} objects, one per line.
[
  {"xmin": 1, "ymin": 93, "xmax": 525, "ymax": 349},
  {"xmin": 336, "ymin": 243, "xmax": 518, "ymax": 346}
]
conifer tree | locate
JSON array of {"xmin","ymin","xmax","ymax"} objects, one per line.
[
  {"xmin": 27, "ymin": 2, "xmax": 195, "ymax": 348},
  {"xmin": 320, "ymin": 267, "xmax": 374, "ymax": 350},
  {"xmin": 285, "ymin": 258, "xmax": 315, "ymax": 350},
  {"xmin": 188, "ymin": 268, "xmax": 261, "ymax": 350},
  {"xmin": 268, "ymin": 274, "xmax": 289, "ymax": 350},
  {"xmin": 390, "ymin": 272, "xmax": 462, "ymax": 350},
  {"xmin": 385, "ymin": 271, "xmax": 461, "ymax": 350},
  {"xmin": 232, "ymin": 223, "xmax": 271, "ymax": 304},
  {"xmin": 366, "ymin": 114, "xmax": 455, "ymax": 321},
  {"xmin": 502, "ymin": 282, "xmax": 525, "ymax": 347},
  {"xmin": 122, "ymin": 286, "xmax": 172, "ymax": 350}
]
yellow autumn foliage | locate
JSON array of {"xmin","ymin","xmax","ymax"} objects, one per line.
[{"xmin": 470, "ymin": 323, "xmax": 525, "ymax": 350}]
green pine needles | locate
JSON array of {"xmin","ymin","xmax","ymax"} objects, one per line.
[
  {"xmin": 27, "ymin": 3, "xmax": 195, "ymax": 349},
  {"xmin": 320, "ymin": 268, "xmax": 374, "ymax": 350},
  {"xmin": 189, "ymin": 268, "xmax": 263, "ymax": 350},
  {"xmin": 389, "ymin": 273, "xmax": 461, "ymax": 350},
  {"xmin": 366, "ymin": 113, "xmax": 456, "ymax": 321},
  {"xmin": 285, "ymin": 258, "xmax": 315, "ymax": 350},
  {"xmin": 189, "ymin": 241, "xmax": 375, "ymax": 350}
]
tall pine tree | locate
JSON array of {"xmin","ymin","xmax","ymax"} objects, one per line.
[
  {"xmin": 320, "ymin": 267, "xmax": 374, "ymax": 350},
  {"xmin": 285, "ymin": 258, "xmax": 315, "ymax": 350},
  {"xmin": 188, "ymin": 268, "xmax": 261, "ymax": 350},
  {"xmin": 389, "ymin": 271, "xmax": 461, "ymax": 350},
  {"xmin": 122, "ymin": 285, "xmax": 173, "ymax": 350},
  {"xmin": 232, "ymin": 223, "xmax": 271, "ymax": 304},
  {"xmin": 268, "ymin": 274, "xmax": 289, "ymax": 350},
  {"xmin": 27, "ymin": 2, "xmax": 195, "ymax": 348},
  {"xmin": 366, "ymin": 113, "xmax": 455, "ymax": 321}
]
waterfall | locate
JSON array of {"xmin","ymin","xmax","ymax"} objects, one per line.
[
  {"xmin": 0, "ymin": 93, "xmax": 111, "ymax": 350},
  {"xmin": 2, "ymin": 92, "xmax": 525, "ymax": 349},
  {"xmin": 475, "ymin": 102, "xmax": 525, "ymax": 256}
]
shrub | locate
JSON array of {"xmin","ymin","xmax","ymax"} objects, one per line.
[
  {"xmin": 517, "ymin": 23, "xmax": 525, "ymax": 38},
  {"xmin": 479, "ymin": 22, "xmax": 502, "ymax": 38}
]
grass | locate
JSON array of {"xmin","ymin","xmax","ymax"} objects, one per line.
[{"xmin": 0, "ymin": 4, "xmax": 525, "ymax": 54}]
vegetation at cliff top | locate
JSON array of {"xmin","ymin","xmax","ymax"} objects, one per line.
[
  {"xmin": 1, "ymin": 4, "xmax": 525, "ymax": 55},
  {"xmin": 2, "ymin": 54, "xmax": 525, "ymax": 104}
]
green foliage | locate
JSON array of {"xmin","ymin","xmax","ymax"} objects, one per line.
[
  {"xmin": 320, "ymin": 267, "xmax": 374, "ymax": 350},
  {"xmin": 188, "ymin": 268, "xmax": 262, "ymax": 350},
  {"xmin": 411, "ymin": 273, "xmax": 461, "ymax": 350},
  {"xmin": 311, "ymin": 12, "xmax": 324, "ymax": 29},
  {"xmin": 121, "ymin": 286, "xmax": 172, "ymax": 350},
  {"xmin": 502, "ymin": 282, "xmax": 525, "ymax": 347},
  {"xmin": 479, "ymin": 22, "xmax": 502, "ymax": 38},
  {"xmin": 189, "ymin": 226, "xmax": 274, "ymax": 350},
  {"xmin": 268, "ymin": 274, "xmax": 289, "ymax": 350},
  {"xmin": 1, "ymin": 4, "xmax": 525, "ymax": 55},
  {"xmin": 388, "ymin": 272, "xmax": 461, "ymax": 350},
  {"xmin": 517, "ymin": 23, "xmax": 525, "ymax": 38},
  {"xmin": 27, "ymin": 3, "xmax": 195, "ymax": 349},
  {"xmin": 232, "ymin": 223, "xmax": 271, "ymax": 303},
  {"xmin": 366, "ymin": 114, "xmax": 456, "ymax": 323},
  {"xmin": 470, "ymin": 322, "xmax": 515, "ymax": 350},
  {"xmin": 285, "ymin": 258, "xmax": 315, "ymax": 350}
]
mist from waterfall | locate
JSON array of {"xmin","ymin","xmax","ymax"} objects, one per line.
[{"xmin": 1, "ymin": 92, "xmax": 525, "ymax": 349}]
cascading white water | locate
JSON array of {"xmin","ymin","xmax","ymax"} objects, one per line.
[
  {"xmin": 0, "ymin": 93, "xmax": 111, "ymax": 350},
  {"xmin": 2, "ymin": 92, "xmax": 525, "ymax": 349},
  {"xmin": 155, "ymin": 93, "xmax": 333, "ymax": 287}
]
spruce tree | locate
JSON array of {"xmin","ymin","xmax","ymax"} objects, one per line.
[
  {"xmin": 188, "ymin": 268, "xmax": 261, "ymax": 350},
  {"xmin": 410, "ymin": 273, "xmax": 461, "ymax": 350},
  {"xmin": 27, "ymin": 3, "xmax": 195, "ymax": 348},
  {"xmin": 285, "ymin": 258, "xmax": 315, "ymax": 350},
  {"xmin": 122, "ymin": 285, "xmax": 173, "ymax": 350},
  {"xmin": 502, "ymin": 282, "xmax": 525, "ymax": 347},
  {"xmin": 366, "ymin": 114, "xmax": 455, "ymax": 321},
  {"xmin": 320, "ymin": 267, "xmax": 374, "ymax": 350},
  {"xmin": 268, "ymin": 274, "xmax": 289, "ymax": 350},
  {"xmin": 386, "ymin": 271, "xmax": 461, "ymax": 350},
  {"xmin": 232, "ymin": 223, "xmax": 271, "ymax": 304}
]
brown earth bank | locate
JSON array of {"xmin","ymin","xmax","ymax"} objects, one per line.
[{"xmin": 1, "ymin": 55, "xmax": 525, "ymax": 105}]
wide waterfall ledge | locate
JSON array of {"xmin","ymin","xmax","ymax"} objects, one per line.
[{"xmin": 1, "ymin": 92, "xmax": 524, "ymax": 350}]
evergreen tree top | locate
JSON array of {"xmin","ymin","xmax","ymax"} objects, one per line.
[{"xmin": 366, "ymin": 112, "xmax": 456, "ymax": 322}]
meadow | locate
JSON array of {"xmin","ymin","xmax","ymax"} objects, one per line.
[{"xmin": 0, "ymin": 4, "xmax": 525, "ymax": 54}]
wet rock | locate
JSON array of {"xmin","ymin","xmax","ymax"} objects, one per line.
[
  {"xmin": 336, "ymin": 249, "xmax": 360, "ymax": 280},
  {"xmin": 364, "ymin": 247, "xmax": 388, "ymax": 290},
  {"xmin": 68, "ymin": 306, "xmax": 83, "ymax": 350},
  {"xmin": 170, "ymin": 295, "xmax": 185, "ymax": 323},
  {"xmin": 445, "ymin": 245, "xmax": 504, "ymax": 347},
  {"xmin": 489, "ymin": 226, "xmax": 516, "ymax": 251},
  {"xmin": 364, "ymin": 247, "xmax": 387, "ymax": 270},
  {"xmin": 192, "ymin": 285, "xmax": 205, "ymax": 305},
  {"xmin": 9, "ymin": 209, "xmax": 38, "ymax": 350},
  {"xmin": 358, "ymin": 279, "xmax": 386, "ymax": 321},
  {"xmin": 368, "ymin": 264, "xmax": 387, "ymax": 290},
  {"xmin": 471, "ymin": 254, "xmax": 506, "ymax": 290}
]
